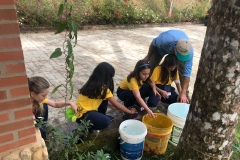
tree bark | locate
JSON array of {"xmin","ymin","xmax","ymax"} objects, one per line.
[{"xmin": 172, "ymin": 0, "xmax": 240, "ymax": 159}]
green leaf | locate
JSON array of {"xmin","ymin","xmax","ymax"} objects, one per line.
[
  {"xmin": 55, "ymin": 22, "xmax": 66, "ymax": 34},
  {"xmin": 66, "ymin": 55, "xmax": 70, "ymax": 64},
  {"xmin": 68, "ymin": 58, "xmax": 74, "ymax": 70},
  {"xmin": 68, "ymin": 71, "xmax": 74, "ymax": 80},
  {"xmin": 50, "ymin": 48, "xmax": 62, "ymax": 59},
  {"xmin": 51, "ymin": 84, "xmax": 63, "ymax": 94},
  {"xmin": 68, "ymin": 68, "xmax": 74, "ymax": 79},
  {"xmin": 69, "ymin": 32, "xmax": 73, "ymax": 39},
  {"xmin": 58, "ymin": 4, "xmax": 64, "ymax": 16},
  {"xmin": 68, "ymin": 23, "xmax": 73, "ymax": 32},
  {"xmin": 71, "ymin": 21, "xmax": 78, "ymax": 45},
  {"xmin": 67, "ymin": 40, "xmax": 73, "ymax": 56},
  {"xmin": 69, "ymin": 81, "xmax": 73, "ymax": 100},
  {"xmin": 76, "ymin": 152, "xmax": 81, "ymax": 158},
  {"xmin": 71, "ymin": 53, "xmax": 75, "ymax": 61},
  {"xmin": 68, "ymin": 6, "xmax": 73, "ymax": 18}
]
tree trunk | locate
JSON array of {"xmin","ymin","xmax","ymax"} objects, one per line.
[{"xmin": 172, "ymin": 0, "xmax": 240, "ymax": 159}]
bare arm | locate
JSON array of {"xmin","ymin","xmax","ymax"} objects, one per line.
[
  {"xmin": 175, "ymin": 82, "xmax": 182, "ymax": 94},
  {"xmin": 108, "ymin": 101, "xmax": 117, "ymax": 111},
  {"xmin": 143, "ymin": 43, "xmax": 156, "ymax": 61},
  {"xmin": 46, "ymin": 100, "xmax": 78, "ymax": 113},
  {"xmin": 107, "ymin": 97, "xmax": 136, "ymax": 114},
  {"xmin": 149, "ymin": 80, "xmax": 161, "ymax": 99},
  {"xmin": 179, "ymin": 77, "xmax": 189, "ymax": 103},
  {"xmin": 156, "ymin": 87, "xmax": 169, "ymax": 99},
  {"xmin": 132, "ymin": 89, "xmax": 156, "ymax": 118}
]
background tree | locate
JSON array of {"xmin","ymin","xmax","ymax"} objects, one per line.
[{"xmin": 172, "ymin": 0, "xmax": 240, "ymax": 159}]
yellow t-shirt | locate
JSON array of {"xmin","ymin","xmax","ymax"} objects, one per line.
[
  {"xmin": 151, "ymin": 66, "xmax": 179, "ymax": 85},
  {"xmin": 75, "ymin": 89, "xmax": 113, "ymax": 118},
  {"xmin": 119, "ymin": 77, "xmax": 143, "ymax": 90},
  {"xmin": 42, "ymin": 98, "xmax": 48, "ymax": 103}
]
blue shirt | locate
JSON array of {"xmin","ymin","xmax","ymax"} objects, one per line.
[{"xmin": 152, "ymin": 30, "xmax": 194, "ymax": 77}]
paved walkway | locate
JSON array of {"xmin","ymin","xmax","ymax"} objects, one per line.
[{"xmin": 21, "ymin": 24, "xmax": 207, "ymax": 134}]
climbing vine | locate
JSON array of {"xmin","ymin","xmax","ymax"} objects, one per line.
[{"xmin": 50, "ymin": 0, "xmax": 77, "ymax": 100}]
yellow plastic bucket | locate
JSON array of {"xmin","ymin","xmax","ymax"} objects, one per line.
[{"xmin": 142, "ymin": 113, "xmax": 173, "ymax": 155}]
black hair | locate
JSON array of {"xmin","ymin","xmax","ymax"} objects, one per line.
[
  {"xmin": 127, "ymin": 60, "xmax": 151, "ymax": 86},
  {"xmin": 160, "ymin": 54, "xmax": 178, "ymax": 84},
  {"xmin": 79, "ymin": 62, "xmax": 115, "ymax": 99}
]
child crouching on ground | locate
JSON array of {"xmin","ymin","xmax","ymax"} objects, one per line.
[
  {"xmin": 149, "ymin": 54, "xmax": 182, "ymax": 105},
  {"xmin": 75, "ymin": 62, "xmax": 137, "ymax": 132},
  {"xmin": 28, "ymin": 76, "xmax": 77, "ymax": 140},
  {"xmin": 117, "ymin": 60, "xmax": 161, "ymax": 118}
]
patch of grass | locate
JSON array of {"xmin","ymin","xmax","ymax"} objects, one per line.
[{"xmin": 231, "ymin": 116, "xmax": 240, "ymax": 160}]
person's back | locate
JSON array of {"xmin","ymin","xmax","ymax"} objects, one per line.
[{"xmin": 153, "ymin": 30, "xmax": 189, "ymax": 56}]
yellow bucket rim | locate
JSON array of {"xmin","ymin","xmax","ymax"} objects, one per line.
[{"xmin": 142, "ymin": 113, "xmax": 173, "ymax": 130}]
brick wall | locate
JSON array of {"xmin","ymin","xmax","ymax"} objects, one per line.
[{"xmin": 0, "ymin": 0, "xmax": 36, "ymax": 154}]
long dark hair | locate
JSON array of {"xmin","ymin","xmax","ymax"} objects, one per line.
[
  {"xmin": 160, "ymin": 54, "xmax": 178, "ymax": 84},
  {"xmin": 79, "ymin": 62, "xmax": 115, "ymax": 99},
  {"xmin": 28, "ymin": 76, "xmax": 50, "ymax": 116},
  {"xmin": 127, "ymin": 60, "xmax": 151, "ymax": 86}
]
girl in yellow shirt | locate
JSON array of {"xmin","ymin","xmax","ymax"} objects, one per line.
[
  {"xmin": 28, "ymin": 76, "xmax": 77, "ymax": 140},
  {"xmin": 117, "ymin": 60, "xmax": 161, "ymax": 118},
  {"xmin": 149, "ymin": 54, "xmax": 182, "ymax": 105},
  {"xmin": 75, "ymin": 62, "xmax": 136, "ymax": 132}
]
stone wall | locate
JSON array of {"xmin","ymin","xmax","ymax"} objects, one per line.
[{"xmin": 1, "ymin": 127, "xmax": 48, "ymax": 160}]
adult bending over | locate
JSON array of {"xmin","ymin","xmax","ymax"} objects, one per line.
[
  {"xmin": 117, "ymin": 60, "xmax": 161, "ymax": 118},
  {"xmin": 144, "ymin": 29, "xmax": 193, "ymax": 103}
]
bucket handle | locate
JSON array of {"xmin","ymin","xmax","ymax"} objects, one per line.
[
  {"xmin": 120, "ymin": 141, "xmax": 125, "ymax": 144},
  {"xmin": 119, "ymin": 137, "xmax": 126, "ymax": 145}
]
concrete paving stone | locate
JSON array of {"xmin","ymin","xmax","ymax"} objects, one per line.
[
  {"xmin": 21, "ymin": 24, "xmax": 206, "ymax": 134},
  {"xmin": 42, "ymin": 72, "xmax": 57, "ymax": 81}
]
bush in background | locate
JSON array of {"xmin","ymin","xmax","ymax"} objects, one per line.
[{"xmin": 16, "ymin": 0, "xmax": 211, "ymax": 28}]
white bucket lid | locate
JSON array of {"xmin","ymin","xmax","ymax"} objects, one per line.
[
  {"xmin": 119, "ymin": 120, "xmax": 147, "ymax": 144},
  {"xmin": 168, "ymin": 103, "xmax": 190, "ymax": 119}
]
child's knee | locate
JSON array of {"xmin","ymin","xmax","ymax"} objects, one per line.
[{"xmin": 102, "ymin": 118, "xmax": 111, "ymax": 129}]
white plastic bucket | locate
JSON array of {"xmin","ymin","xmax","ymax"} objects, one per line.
[
  {"xmin": 119, "ymin": 120, "xmax": 147, "ymax": 160},
  {"xmin": 167, "ymin": 103, "xmax": 190, "ymax": 146}
]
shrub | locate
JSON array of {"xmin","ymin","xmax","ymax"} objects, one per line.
[{"xmin": 16, "ymin": 0, "xmax": 211, "ymax": 28}]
